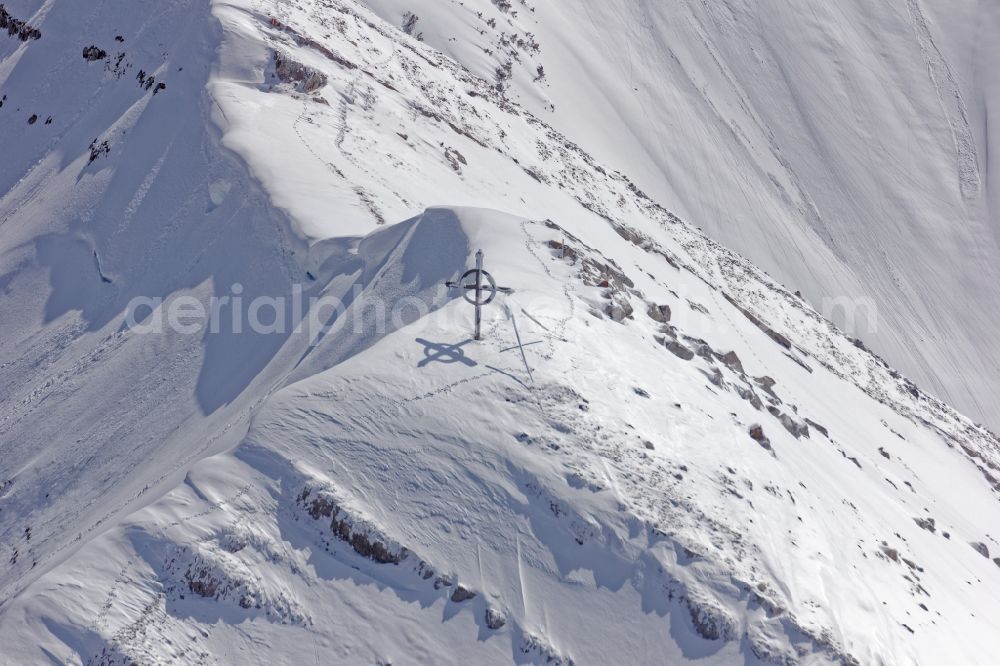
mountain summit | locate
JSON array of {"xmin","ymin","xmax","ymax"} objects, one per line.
[{"xmin": 1, "ymin": 1, "xmax": 998, "ymax": 664}]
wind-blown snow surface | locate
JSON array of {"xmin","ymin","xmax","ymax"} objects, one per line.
[
  {"xmin": 362, "ymin": 0, "xmax": 1000, "ymax": 432},
  {"xmin": 1, "ymin": 0, "xmax": 999, "ymax": 664}
]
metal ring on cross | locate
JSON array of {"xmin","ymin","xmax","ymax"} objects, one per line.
[{"xmin": 459, "ymin": 268, "xmax": 498, "ymax": 305}]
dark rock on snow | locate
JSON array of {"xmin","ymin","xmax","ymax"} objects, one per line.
[
  {"xmin": 719, "ymin": 350, "xmax": 744, "ymax": 374},
  {"xmin": 647, "ymin": 303, "xmax": 671, "ymax": 323},
  {"xmin": 665, "ymin": 340, "xmax": 695, "ymax": 361},
  {"xmin": 749, "ymin": 424, "xmax": 772, "ymax": 451},
  {"xmin": 83, "ymin": 45, "xmax": 107, "ymax": 61},
  {"xmin": 485, "ymin": 606, "xmax": 507, "ymax": 629},
  {"xmin": 273, "ymin": 51, "xmax": 328, "ymax": 93},
  {"xmin": 450, "ymin": 585, "xmax": 476, "ymax": 602}
]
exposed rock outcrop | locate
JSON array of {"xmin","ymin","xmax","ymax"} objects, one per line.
[{"xmin": 273, "ymin": 51, "xmax": 328, "ymax": 93}]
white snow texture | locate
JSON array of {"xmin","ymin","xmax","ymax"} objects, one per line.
[{"xmin": 0, "ymin": 1, "xmax": 998, "ymax": 665}]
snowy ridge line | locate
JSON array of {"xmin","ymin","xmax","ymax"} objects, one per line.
[
  {"xmin": 5, "ymin": 199, "xmax": 994, "ymax": 662},
  {"xmin": 240, "ymin": 0, "xmax": 1000, "ymax": 525},
  {"xmin": 2, "ymin": 203, "xmax": 466, "ymax": 606},
  {"xmin": 284, "ymin": 0, "xmax": 1000, "ymax": 478},
  {"xmin": 524, "ymin": 126, "xmax": 1000, "ymax": 484},
  {"xmin": 687, "ymin": 231, "xmax": 1000, "ymax": 487}
]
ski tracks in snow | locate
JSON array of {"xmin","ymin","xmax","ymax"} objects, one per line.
[
  {"xmin": 906, "ymin": 0, "xmax": 981, "ymax": 201},
  {"xmin": 519, "ymin": 220, "xmax": 575, "ymax": 362},
  {"xmin": 261, "ymin": 0, "xmax": 398, "ymax": 226}
]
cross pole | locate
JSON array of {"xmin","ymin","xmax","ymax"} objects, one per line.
[{"xmin": 446, "ymin": 250, "xmax": 513, "ymax": 340}]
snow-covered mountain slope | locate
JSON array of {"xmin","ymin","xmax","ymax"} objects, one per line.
[
  {"xmin": 1, "ymin": 0, "xmax": 999, "ymax": 664},
  {"xmin": 360, "ymin": 0, "xmax": 1000, "ymax": 432},
  {"xmin": 5, "ymin": 204, "xmax": 1000, "ymax": 665}
]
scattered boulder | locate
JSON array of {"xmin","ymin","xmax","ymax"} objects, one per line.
[
  {"xmin": 719, "ymin": 351, "xmax": 744, "ymax": 374},
  {"xmin": 804, "ymin": 418, "xmax": 828, "ymax": 438},
  {"xmin": 88, "ymin": 138, "xmax": 111, "ymax": 163},
  {"xmin": 402, "ymin": 11, "xmax": 420, "ymax": 36},
  {"xmin": 647, "ymin": 303, "xmax": 671, "ymax": 323},
  {"xmin": 445, "ymin": 146, "xmax": 467, "ymax": 171},
  {"xmin": 971, "ymin": 542, "xmax": 990, "ymax": 559},
  {"xmin": 687, "ymin": 299, "xmax": 710, "ymax": 315},
  {"xmin": 749, "ymin": 424, "xmax": 772, "ymax": 451},
  {"xmin": 665, "ymin": 340, "xmax": 694, "ymax": 361},
  {"xmin": 605, "ymin": 300, "xmax": 634, "ymax": 322},
  {"xmin": 580, "ymin": 255, "xmax": 633, "ymax": 291},
  {"xmin": 694, "ymin": 342, "xmax": 715, "ymax": 362},
  {"xmin": 913, "ymin": 517, "xmax": 935, "ymax": 533},
  {"xmin": 768, "ymin": 406, "xmax": 809, "ymax": 439},
  {"xmin": 686, "ymin": 598, "xmax": 736, "ymax": 641},
  {"xmin": 485, "ymin": 606, "xmax": 507, "ymax": 629},
  {"xmin": 416, "ymin": 561, "xmax": 435, "ymax": 580},
  {"xmin": 82, "ymin": 45, "xmax": 107, "ymax": 61},
  {"xmin": 735, "ymin": 384, "xmax": 764, "ymax": 410},
  {"xmin": 450, "ymin": 585, "xmax": 476, "ymax": 602},
  {"xmin": 633, "ymin": 387, "xmax": 650, "ymax": 398},
  {"xmin": 754, "ymin": 376, "xmax": 779, "ymax": 398}
]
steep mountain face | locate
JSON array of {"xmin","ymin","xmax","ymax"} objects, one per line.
[
  {"xmin": 362, "ymin": 0, "xmax": 1000, "ymax": 432},
  {"xmin": 1, "ymin": 0, "xmax": 999, "ymax": 664}
]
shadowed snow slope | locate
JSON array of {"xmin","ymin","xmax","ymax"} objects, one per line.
[{"xmin": 1, "ymin": 0, "xmax": 999, "ymax": 664}]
